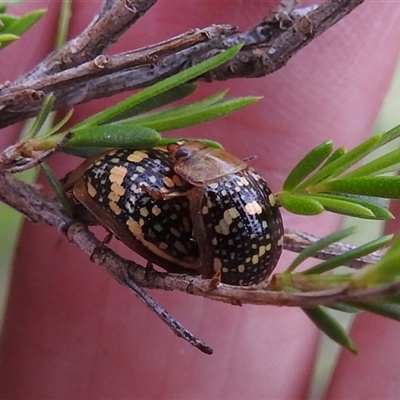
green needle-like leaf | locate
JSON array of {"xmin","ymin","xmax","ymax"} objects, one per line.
[
  {"xmin": 74, "ymin": 45, "xmax": 243, "ymax": 129},
  {"xmin": 285, "ymin": 226, "xmax": 358, "ymax": 273},
  {"xmin": 40, "ymin": 162, "xmax": 73, "ymax": 217},
  {"xmin": 27, "ymin": 94, "xmax": 55, "ymax": 138},
  {"xmin": 348, "ymin": 301, "xmax": 400, "ymax": 322},
  {"xmin": 319, "ymin": 176, "xmax": 400, "ymax": 199},
  {"xmin": 327, "ymin": 303, "xmax": 361, "ymax": 314},
  {"xmin": 306, "ymin": 194, "xmax": 376, "ymax": 219},
  {"xmin": 64, "ymin": 136, "xmax": 224, "ymax": 158},
  {"xmin": 351, "ymin": 235, "xmax": 400, "ymax": 288},
  {"xmin": 304, "ymin": 235, "xmax": 392, "ymax": 275},
  {"xmin": 378, "ymin": 123, "xmax": 400, "ymax": 147},
  {"xmin": 66, "ymin": 125, "xmax": 161, "ymax": 148},
  {"xmin": 0, "ymin": 14, "xmax": 18, "ymax": 29},
  {"xmin": 121, "ymin": 96, "xmax": 260, "ymax": 132},
  {"xmin": 283, "ymin": 140, "xmax": 333, "ymax": 191},
  {"xmin": 303, "ymin": 307, "xmax": 358, "ymax": 355},
  {"xmin": 0, "ymin": 32, "xmax": 17, "ymax": 45},
  {"xmin": 55, "ymin": 0, "xmax": 71, "ymax": 49},
  {"xmin": 308, "ymin": 194, "xmax": 392, "ymax": 220},
  {"xmin": 320, "ymin": 147, "xmax": 346, "ymax": 168},
  {"xmin": 296, "ymin": 135, "xmax": 381, "ymax": 191},
  {"xmin": 122, "ymin": 89, "xmax": 228, "ymax": 125},
  {"xmin": 343, "ymin": 147, "xmax": 400, "ymax": 178},
  {"xmin": 108, "ymin": 84, "xmax": 198, "ymax": 123},
  {"xmin": 278, "ymin": 192, "xmax": 324, "ymax": 215},
  {"xmin": 40, "ymin": 108, "xmax": 74, "ymax": 138},
  {"xmin": 2, "ymin": 9, "xmax": 45, "ymax": 36}
]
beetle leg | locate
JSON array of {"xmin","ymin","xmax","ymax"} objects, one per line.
[
  {"xmin": 242, "ymin": 155, "xmax": 257, "ymax": 163},
  {"xmin": 185, "ymin": 186, "xmax": 215, "ymax": 280},
  {"xmin": 90, "ymin": 231, "xmax": 113, "ymax": 262},
  {"xmin": 140, "ymin": 183, "xmax": 189, "ymax": 200},
  {"xmin": 208, "ymin": 271, "xmax": 222, "ymax": 290}
]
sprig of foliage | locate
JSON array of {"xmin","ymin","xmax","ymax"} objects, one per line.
[
  {"xmin": 303, "ymin": 307, "xmax": 358, "ymax": 355},
  {"xmin": 5, "ymin": 31, "xmax": 400, "ymax": 356},
  {"xmin": 279, "ymin": 126, "xmax": 400, "ymax": 220},
  {"xmin": 270, "ymin": 227, "xmax": 400, "ymax": 353},
  {"xmin": 17, "ymin": 44, "xmax": 257, "ymax": 159},
  {"xmin": 0, "ymin": 2, "xmax": 45, "ymax": 49},
  {"xmin": 10, "ymin": 45, "xmax": 256, "ymax": 215}
]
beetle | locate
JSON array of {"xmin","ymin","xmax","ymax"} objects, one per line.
[
  {"xmin": 64, "ymin": 141, "xmax": 284, "ymax": 286},
  {"xmin": 167, "ymin": 141, "xmax": 284, "ymax": 286},
  {"xmin": 64, "ymin": 147, "xmax": 200, "ymax": 274}
]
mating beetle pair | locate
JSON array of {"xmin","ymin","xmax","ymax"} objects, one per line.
[{"xmin": 65, "ymin": 141, "xmax": 284, "ymax": 286}]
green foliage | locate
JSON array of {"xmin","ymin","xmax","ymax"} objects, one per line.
[
  {"xmin": 5, "ymin": 22, "xmax": 400, "ymax": 357},
  {"xmin": 40, "ymin": 162, "xmax": 73, "ymax": 217},
  {"xmin": 273, "ymin": 225, "xmax": 400, "ymax": 352},
  {"xmin": 72, "ymin": 44, "xmax": 246, "ymax": 130},
  {"xmin": 55, "ymin": 0, "xmax": 71, "ymax": 49},
  {"xmin": 283, "ymin": 140, "xmax": 333, "ymax": 191},
  {"xmin": 303, "ymin": 235, "xmax": 392, "ymax": 275},
  {"xmin": 66, "ymin": 125, "xmax": 161, "ymax": 149},
  {"xmin": 351, "ymin": 235, "xmax": 400, "ymax": 288},
  {"xmin": 0, "ymin": 4, "xmax": 45, "ymax": 49},
  {"xmin": 348, "ymin": 301, "xmax": 400, "ymax": 322},
  {"xmin": 24, "ymin": 45, "xmax": 258, "ymax": 158},
  {"xmin": 279, "ymin": 125, "xmax": 400, "ymax": 220},
  {"xmin": 20, "ymin": 45, "xmax": 256, "ymax": 223},
  {"xmin": 105, "ymin": 84, "xmax": 198, "ymax": 123},
  {"xmin": 27, "ymin": 94, "xmax": 56, "ymax": 139},
  {"xmin": 302, "ymin": 307, "xmax": 358, "ymax": 355},
  {"xmin": 118, "ymin": 92, "xmax": 260, "ymax": 132},
  {"xmin": 285, "ymin": 227, "xmax": 359, "ymax": 273}
]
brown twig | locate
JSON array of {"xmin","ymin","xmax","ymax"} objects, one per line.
[
  {"xmin": 0, "ymin": 172, "xmax": 212, "ymax": 354},
  {"xmin": 0, "ymin": 0, "xmax": 364, "ymax": 129},
  {"xmin": 0, "ymin": 171, "xmax": 392, "ymax": 311},
  {"xmin": 0, "ymin": 0, "xmax": 376, "ymax": 353},
  {"xmin": 283, "ymin": 229, "xmax": 386, "ymax": 268},
  {"xmin": 21, "ymin": 0, "xmax": 159, "ymax": 81},
  {"xmin": 0, "ymin": 132, "xmax": 74, "ymax": 173}
]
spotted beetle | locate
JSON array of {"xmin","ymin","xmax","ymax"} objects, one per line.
[
  {"xmin": 64, "ymin": 141, "xmax": 283, "ymax": 285},
  {"xmin": 167, "ymin": 141, "xmax": 284, "ymax": 285}
]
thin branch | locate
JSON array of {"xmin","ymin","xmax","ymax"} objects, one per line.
[
  {"xmin": 0, "ymin": 132, "xmax": 73, "ymax": 173},
  {"xmin": 0, "ymin": 0, "xmax": 378, "ymax": 352},
  {"xmin": 205, "ymin": 0, "xmax": 365, "ymax": 81},
  {"xmin": 283, "ymin": 229, "xmax": 386, "ymax": 268},
  {"xmin": 68, "ymin": 222, "xmax": 212, "ymax": 355},
  {"xmin": 21, "ymin": 0, "xmax": 159, "ymax": 81},
  {"xmin": 0, "ymin": 24, "xmax": 236, "ymax": 126},
  {"xmin": 0, "ymin": 0, "xmax": 364, "ymax": 129},
  {"xmin": 0, "ymin": 172, "xmax": 212, "ymax": 354},
  {"xmin": 0, "ymin": 171, "xmax": 393, "ymax": 312}
]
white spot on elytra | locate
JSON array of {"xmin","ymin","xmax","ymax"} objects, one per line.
[
  {"xmin": 245, "ymin": 201, "xmax": 262, "ymax": 215},
  {"xmin": 152, "ymin": 206, "xmax": 161, "ymax": 216},
  {"xmin": 268, "ymin": 193, "xmax": 276, "ymax": 207}
]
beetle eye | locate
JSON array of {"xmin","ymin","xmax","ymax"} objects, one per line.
[{"xmin": 175, "ymin": 148, "xmax": 189, "ymax": 160}]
